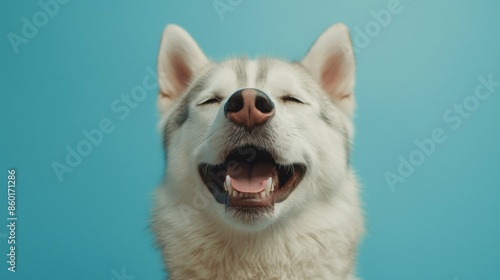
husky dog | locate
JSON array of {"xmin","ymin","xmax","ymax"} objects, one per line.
[{"xmin": 152, "ymin": 23, "xmax": 364, "ymax": 280}]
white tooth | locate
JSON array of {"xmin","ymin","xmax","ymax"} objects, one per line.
[
  {"xmin": 226, "ymin": 176, "xmax": 232, "ymax": 193},
  {"xmin": 265, "ymin": 177, "xmax": 272, "ymax": 196},
  {"xmin": 232, "ymin": 190, "xmax": 238, "ymax": 197},
  {"xmin": 260, "ymin": 191, "xmax": 266, "ymax": 198}
]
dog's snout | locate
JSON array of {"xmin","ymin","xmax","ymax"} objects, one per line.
[{"xmin": 224, "ymin": 88, "xmax": 275, "ymax": 129}]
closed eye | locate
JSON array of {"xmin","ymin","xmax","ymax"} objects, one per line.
[
  {"xmin": 197, "ymin": 96, "xmax": 223, "ymax": 106},
  {"xmin": 281, "ymin": 95, "xmax": 306, "ymax": 104}
]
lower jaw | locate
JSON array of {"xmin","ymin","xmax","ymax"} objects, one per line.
[
  {"xmin": 225, "ymin": 193, "xmax": 275, "ymax": 208},
  {"xmin": 224, "ymin": 205, "xmax": 274, "ymax": 226},
  {"xmin": 222, "ymin": 193, "xmax": 276, "ymax": 225}
]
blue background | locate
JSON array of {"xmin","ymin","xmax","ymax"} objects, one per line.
[{"xmin": 1, "ymin": 0, "xmax": 499, "ymax": 279}]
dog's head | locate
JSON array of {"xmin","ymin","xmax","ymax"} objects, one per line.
[{"xmin": 156, "ymin": 24, "xmax": 356, "ymax": 231}]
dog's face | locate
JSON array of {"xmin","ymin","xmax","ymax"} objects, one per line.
[{"xmin": 157, "ymin": 24, "xmax": 356, "ymax": 231}]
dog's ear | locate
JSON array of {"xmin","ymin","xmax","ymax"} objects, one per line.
[
  {"xmin": 301, "ymin": 23, "xmax": 356, "ymax": 117},
  {"xmin": 157, "ymin": 25, "xmax": 209, "ymax": 114}
]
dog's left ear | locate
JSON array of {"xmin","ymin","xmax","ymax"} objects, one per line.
[{"xmin": 302, "ymin": 23, "xmax": 356, "ymax": 117}]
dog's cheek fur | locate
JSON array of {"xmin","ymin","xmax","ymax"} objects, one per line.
[{"xmin": 276, "ymin": 111, "xmax": 351, "ymax": 220}]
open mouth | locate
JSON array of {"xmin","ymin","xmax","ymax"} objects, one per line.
[{"xmin": 198, "ymin": 145, "xmax": 306, "ymax": 212}]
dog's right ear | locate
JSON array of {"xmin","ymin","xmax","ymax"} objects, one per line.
[
  {"xmin": 301, "ymin": 23, "xmax": 356, "ymax": 117},
  {"xmin": 157, "ymin": 25, "xmax": 208, "ymax": 115}
]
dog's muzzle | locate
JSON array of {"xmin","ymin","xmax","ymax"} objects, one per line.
[{"xmin": 198, "ymin": 89, "xmax": 306, "ymax": 219}]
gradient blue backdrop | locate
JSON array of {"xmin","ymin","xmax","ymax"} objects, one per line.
[{"xmin": 1, "ymin": 1, "xmax": 499, "ymax": 279}]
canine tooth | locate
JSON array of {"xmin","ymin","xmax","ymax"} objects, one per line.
[
  {"xmin": 225, "ymin": 175, "xmax": 232, "ymax": 193},
  {"xmin": 265, "ymin": 177, "xmax": 272, "ymax": 196},
  {"xmin": 260, "ymin": 191, "xmax": 265, "ymax": 198},
  {"xmin": 232, "ymin": 190, "xmax": 238, "ymax": 197}
]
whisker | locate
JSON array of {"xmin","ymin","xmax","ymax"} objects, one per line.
[{"xmin": 194, "ymin": 132, "xmax": 215, "ymax": 152}]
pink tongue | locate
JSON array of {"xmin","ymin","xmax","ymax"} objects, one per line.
[{"xmin": 227, "ymin": 163, "xmax": 274, "ymax": 193}]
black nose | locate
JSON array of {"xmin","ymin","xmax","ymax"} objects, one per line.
[{"xmin": 224, "ymin": 88, "xmax": 275, "ymax": 129}]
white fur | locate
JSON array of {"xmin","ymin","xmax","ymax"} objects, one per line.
[
  {"xmin": 152, "ymin": 24, "xmax": 364, "ymax": 280},
  {"xmin": 157, "ymin": 24, "xmax": 209, "ymax": 114}
]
